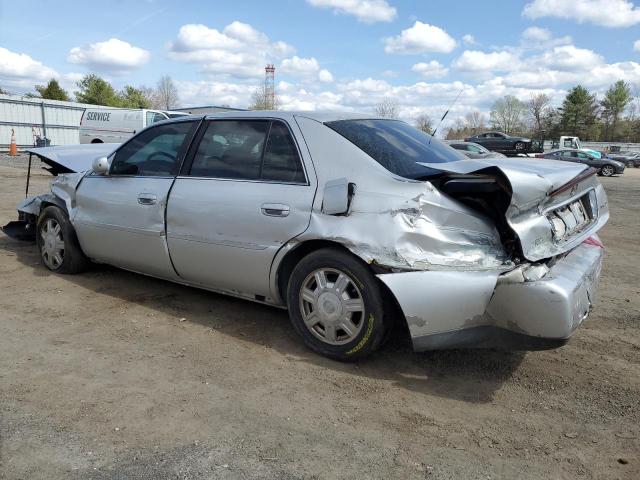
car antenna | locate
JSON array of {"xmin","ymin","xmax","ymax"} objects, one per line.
[{"xmin": 429, "ymin": 88, "xmax": 464, "ymax": 144}]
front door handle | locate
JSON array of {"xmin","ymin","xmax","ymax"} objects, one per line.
[
  {"xmin": 137, "ymin": 193, "xmax": 157, "ymax": 205},
  {"xmin": 261, "ymin": 203, "xmax": 290, "ymax": 217}
]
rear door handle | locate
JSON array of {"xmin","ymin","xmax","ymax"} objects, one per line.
[
  {"xmin": 261, "ymin": 203, "xmax": 290, "ymax": 217},
  {"xmin": 137, "ymin": 193, "xmax": 157, "ymax": 205}
]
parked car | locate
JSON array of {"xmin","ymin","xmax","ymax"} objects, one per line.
[
  {"xmin": 446, "ymin": 141, "xmax": 506, "ymax": 159},
  {"xmin": 607, "ymin": 151, "xmax": 640, "ymax": 168},
  {"xmin": 80, "ymin": 107, "xmax": 189, "ymax": 144},
  {"xmin": 3, "ymin": 112, "xmax": 608, "ymax": 361},
  {"xmin": 464, "ymin": 131, "xmax": 531, "ymax": 154},
  {"xmin": 536, "ymin": 149, "xmax": 625, "ymax": 176}
]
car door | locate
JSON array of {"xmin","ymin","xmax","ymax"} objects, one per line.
[
  {"xmin": 166, "ymin": 118, "xmax": 316, "ymax": 300},
  {"xmin": 73, "ymin": 120, "xmax": 198, "ymax": 278}
]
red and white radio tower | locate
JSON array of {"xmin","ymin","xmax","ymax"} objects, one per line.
[{"xmin": 265, "ymin": 64, "xmax": 275, "ymax": 110}]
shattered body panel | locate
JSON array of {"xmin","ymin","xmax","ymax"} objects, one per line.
[{"xmin": 6, "ymin": 111, "xmax": 610, "ymax": 353}]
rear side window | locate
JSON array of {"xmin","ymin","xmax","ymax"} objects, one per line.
[
  {"xmin": 261, "ymin": 122, "xmax": 305, "ymax": 183},
  {"xmin": 189, "ymin": 120, "xmax": 305, "ymax": 183},
  {"xmin": 326, "ymin": 119, "xmax": 465, "ymax": 179}
]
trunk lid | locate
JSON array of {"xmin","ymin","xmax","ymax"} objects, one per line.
[{"xmin": 419, "ymin": 157, "xmax": 609, "ymax": 262}]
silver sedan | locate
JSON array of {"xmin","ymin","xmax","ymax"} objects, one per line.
[{"xmin": 5, "ymin": 111, "xmax": 609, "ymax": 360}]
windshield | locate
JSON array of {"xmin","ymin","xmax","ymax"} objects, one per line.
[{"xmin": 326, "ymin": 119, "xmax": 466, "ymax": 179}]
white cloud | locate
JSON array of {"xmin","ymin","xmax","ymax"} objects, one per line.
[
  {"xmin": 462, "ymin": 34, "xmax": 477, "ymax": 46},
  {"xmin": 452, "ymin": 50, "xmax": 520, "ymax": 73},
  {"xmin": 168, "ymin": 22, "xmax": 294, "ymax": 79},
  {"xmin": 0, "ymin": 47, "xmax": 58, "ymax": 88},
  {"xmin": 521, "ymin": 27, "xmax": 572, "ymax": 49},
  {"xmin": 384, "ymin": 21, "xmax": 457, "ymax": 54},
  {"xmin": 280, "ymin": 55, "xmax": 334, "ymax": 83},
  {"xmin": 634, "ymin": 39, "xmax": 640, "ymax": 51},
  {"xmin": 412, "ymin": 60, "xmax": 448, "ymax": 79},
  {"xmin": 67, "ymin": 38, "xmax": 149, "ymax": 74},
  {"xmin": 306, "ymin": 0, "xmax": 396, "ymax": 23},
  {"xmin": 318, "ymin": 69, "xmax": 334, "ymax": 83},
  {"xmin": 523, "ymin": 0, "xmax": 640, "ymax": 27},
  {"xmin": 535, "ymin": 45, "xmax": 603, "ymax": 71}
]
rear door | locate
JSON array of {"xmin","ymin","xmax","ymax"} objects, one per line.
[
  {"xmin": 166, "ymin": 118, "xmax": 316, "ymax": 299},
  {"xmin": 74, "ymin": 120, "xmax": 198, "ymax": 278}
]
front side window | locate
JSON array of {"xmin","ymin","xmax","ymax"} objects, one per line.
[
  {"xmin": 326, "ymin": 119, "xmax": 466, "ymax": 179},
  {"xmin": 110, "ymin": 121, "xmax": 195, "ymax": 176},
  {"xmin": 189, "ymin": 120, "xmax": 306, "ymax": 183}
]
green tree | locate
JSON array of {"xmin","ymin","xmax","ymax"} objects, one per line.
[
  {"xmin": 118, "ymin": 85, "xmax": 151, "ymax": 108},
  {"xmin": 558, "ymin": 86, "xmax": 599, "ymax": 140},
  {"xmin": 33, "ymin": 79, "xmax": 70, "ymax": 101},
  {"xmin": 75, "ymin": 74, "xmax": 120, "ymax": 106},
  {"xmin": 600, "ymin": 80, "xmax": 631, "ymax": 141}
]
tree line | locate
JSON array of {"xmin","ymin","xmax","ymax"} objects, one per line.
[
  {"xmin": 12, "ymin": 74, "xmax": 180, "ymax": 110},
  {"xmin": 445, "ymin": 80, "xmax": 640, "ymax": 143}
]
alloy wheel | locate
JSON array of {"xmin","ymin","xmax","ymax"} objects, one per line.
[
  {"xmin": 40, "ymin": 218, "xmax": 65, "ymax": 270},
  {"xmin": 299, "ymin": 268, "xmax": 365, "ymax": 345}
]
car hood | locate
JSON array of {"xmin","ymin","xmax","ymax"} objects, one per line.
[{"xmin": 26, "ymin": 144, "xmax": 119, "ymax": 175}]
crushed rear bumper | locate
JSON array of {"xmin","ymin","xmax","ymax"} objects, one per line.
[{"xmin": 378, "ymin": 238, "xmax": 604, "ymax": 351}]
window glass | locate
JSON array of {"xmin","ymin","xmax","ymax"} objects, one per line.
[
  {"xmin": 468, "ymin": 144, "xmax": 483, "ymax": 153},
  {"xmin": 190, "ymin": 120, "xmax": 269, "ymax": 179},
  {"xmin": 110, "ymin": 121, "xmax": 194, "ymax": 176},
  {"xmin": 450, "ymin": 144, "xmax": 465, "ymax": 150},
  {"xmin": 261, "ymin": 122, "xmax": 306, "ymax": 183},
  {"xmin": 576, "ymin": 152, "xmax": 589, "ymax": 159},
  {"xmin": 326, "ymin": 119, "xmax": 466, "ymax": 180},
  {"xmin": 146, "ymin": 111, "xmax": 168, "ymax": 125}
]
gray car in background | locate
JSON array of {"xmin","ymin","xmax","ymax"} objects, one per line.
[
  {"xmin": 4, "ymin": 112, "xmax": 609, "ymax": 361},
  {"xmin": 446, "ymin": 141, "xmax": 507, "ymax": 159}
]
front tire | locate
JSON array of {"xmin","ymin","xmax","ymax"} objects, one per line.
[
  {"xmin": 287, "ymin": 248, "xmax": 389, "ymax": 361},
  {"xmin": 37, "ymin": 206, "xmax": 89, "ymax": 274},
  {"xmin": 600, "ymin": 165, "xmax": 615, "ymax": 177}
]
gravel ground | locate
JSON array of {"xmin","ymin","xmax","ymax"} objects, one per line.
[{"xmin": 0, "ymin": 153, "xmax": 638, "ymax": 479}]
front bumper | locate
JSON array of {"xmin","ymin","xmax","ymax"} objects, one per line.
[{"xmin": 378, "ymin": 239, "xmax": 604, "ymax": 351}]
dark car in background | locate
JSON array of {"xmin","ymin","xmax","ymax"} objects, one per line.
[
  {"xmin": 446, "ymin": 141, "xmax": 506, "ymax": 159},
  {"xmin": 607, "ymin": 151, "xmax": 640, "ymax": 168},
  {"xmin": 536, "ymin": 149, "xmax": 625, "ymax": 176},
  {"xmin": 464, "ymin": 131, "xmax": 531, "ymax": 155}
]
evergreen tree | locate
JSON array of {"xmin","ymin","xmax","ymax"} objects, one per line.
[
  {"xmin": 118, "ymin": 85, "xmax": 152, "ymax": 108},
  {"xmin": 600, "ymin": 80, "xmax": 631, "ymax": 141},
  {"xmin": 33, "ymin": 79, "xmax": 70, "ymax": 101},
  {"xmin": 75, "ymin": 74, "xmax": 120, "ymax": 106},
  {"xmin": 558, "ymin": 86, "xmax": 599, "ymax": 140}
]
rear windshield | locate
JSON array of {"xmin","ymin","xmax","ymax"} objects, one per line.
[{"xmin": 326, "ymin": 119, "xmax": 466, "ymax": 179}]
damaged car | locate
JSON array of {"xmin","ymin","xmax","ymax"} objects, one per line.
[{"xmin": 2, "ymin": 112, "xmax": 609, "ymax": 361}]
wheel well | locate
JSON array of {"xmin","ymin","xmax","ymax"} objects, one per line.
[
  {"xmin": 275, "ymin": 239, "xmax": 408, "ymax": 339},
  {"xmin": 276, "ymin": 240, "xmax": 353, "ymax": 305},
  {"xmin": 90, "ymin": 138, "xmax": 104, "ymax": 144}
]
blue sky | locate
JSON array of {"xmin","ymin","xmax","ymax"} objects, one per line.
[{"xmin": 1, "ymin": 0, "xmax": 639, "ymax": 125}]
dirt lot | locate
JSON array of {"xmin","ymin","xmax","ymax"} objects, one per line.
[{"xmin": 0, "ymin": 153, "xmax": 638, "ymax": 480}]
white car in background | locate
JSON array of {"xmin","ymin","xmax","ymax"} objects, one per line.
[{"xmin": 80, "ymin": 107, "xmax": 188, "ymax": 144}]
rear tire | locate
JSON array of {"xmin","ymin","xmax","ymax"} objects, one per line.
[
  {"xmin": 600, "ymin": 165, "xmax": 615, "ymax": 177},
  {"xmin": 286, "ymin": 248, "xmax": 389, "ymax": 361},
  {"xmin": 36, "ymin": 206, "xmax": 89, "ymax": 274}
]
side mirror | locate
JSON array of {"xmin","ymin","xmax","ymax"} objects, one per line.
[
  {"xmin": 321, "ymin": 178, "xmax": 355, "ymax": 216},
  {"xmin": 92, "ymin": 156, "xmax": 110, "ymax": 175}
]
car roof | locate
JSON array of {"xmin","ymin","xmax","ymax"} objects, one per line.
[{"xmin": 200, "ymin": 110, "xmax": 390, "ymax": 123}]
